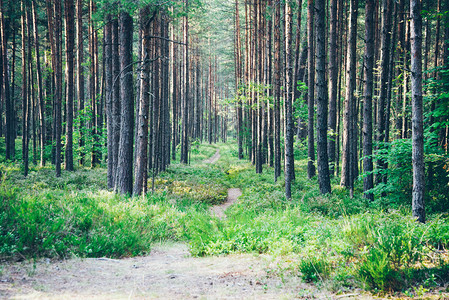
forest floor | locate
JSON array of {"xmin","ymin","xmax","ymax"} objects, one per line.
[
  {"xmin": 0, "ymin": 243, "xmax": 374, "ymax": 299},
  {"xmin": 0, "ymin": 148, "xmax": 375, "ymax": 300},
  {"xmin": 1, "ymin": 143, "xmax": 448, "ymax": 299}
]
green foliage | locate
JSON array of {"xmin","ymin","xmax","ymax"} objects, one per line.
[
  {"xmin": 298, "ymin": 256, "xmax": 331, "ymax": 282},
  {"xmin": 0, "ymin": 172, "xmax": 187, "ymax": 259},
  {"xmin": 73, "ymin": 104, "xmax": 107, "ymax": 165},
  {"xmin": 367, "ymin": 138, "xmax": 449, "ymax": 214}
]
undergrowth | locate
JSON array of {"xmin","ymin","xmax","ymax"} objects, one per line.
[{"xmin": 1, "ymin": 140, "xmax": 448, "ymax": 297}]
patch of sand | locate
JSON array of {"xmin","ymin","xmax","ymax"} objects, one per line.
[{"xmin": 0, "ymin": 243, "xmax": 363, "ymax": 299}]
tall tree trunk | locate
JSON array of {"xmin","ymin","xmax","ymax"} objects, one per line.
[
  {"xmin": 133, "ymin": 8, "xmax": 151, "ymax": 196},
  {"xmin": 340, "ymin": 0, "xmax": 358, "ymax": 197},
  {"xmin": 1, "ymin": 0, "xmax": 14, "ymax": 160},
  {"xmin": 32, "ymin": 0, "xmax": 45, "ymax": 166},
  {"xmin": 65, "ymin": 0, "xmax": 75, "ymax": 171},
  {"xmin": 172, "ymin": 29, "xmax": 178, "ymax": 161},
  {"xmin": 112, "ymin": 17, "xmax": 120, "ymax": 183},
  {"xmin": 54, "ymin": 0, "xmax": 63, "ymax": 177},
  {"xmin": 267, "ymin": 0, "xmax": 274, "ymax": 167},
  {"xmin": 21, "ymin": 0, "xmax": 29, "ymax": 176},
  {"xmin": 285, "ymin": 0, "xmax": 294, "ymax": 198},
  {"xmin": 327, "ymin": 0, "xmax": 338, "ymax": 176},
  {"xmin": 235, "ymin": 0, "xmax": 243, "ymax": 160},
  {"xmin": 362, "ymin": 0, "xmax": 375, "ymax": 201},
  {"xmin": 181, "ymin": 0, "xmax": 189, "ymax": 164},
  {"xmin": 376, "ymin": 0, "xmax": 393, "ymax": 185},
  {"xmin": 88, "ymin": 0, "xmax": 98, "ymax": 167},
  {"xmin": 105, "ymin": 14, "xmax": 114, "ymax": 189},
  {"xmin": 316, "ymin": 0, "xmax": 332, "ymax": 194},
  {"xmin": 307, "ymin": 0, "xmax": 316, "ymax": 179},
  {"xmin": 410, "ymin": 0, "xmax": 425, "ymax": 223},
  {"xmin": 76, "ymin": 0, "xmax": 85, "ymax": 165},
  {"xmin": 274, "ymin": 0, "xmax": 281, "ymax": 181},
  {"xmin": 115, "ymin": 11, "xmax": 134, "ymax": 195}
]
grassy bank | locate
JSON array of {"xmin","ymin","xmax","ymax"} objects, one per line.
[{"xmin": 1, "ymin": 141, "xmax": 448, "ymax": 296}]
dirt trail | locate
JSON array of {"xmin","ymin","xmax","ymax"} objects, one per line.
[
  {"xmin": 203, "ymin": 149, "xmax": 220, "ymax": 164},
  {"xmin": 210, "ymin": 188, "xmax": 242, "ymax": 219},
  {"xmin": 0, "ymin": 243, "xmax": 369, "ymax": 300}
]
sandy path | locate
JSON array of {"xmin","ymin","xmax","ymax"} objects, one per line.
[
  {"xmin": 210, "ymin": 188, "xmax": 242, "ymax": 219},
  {"xmin": 0, "ymin": 243, "xmax": 363, "ymax": 300},
  {"xmin": 203, "ymin": 149, "xmax": 220, "ymax": 164}
]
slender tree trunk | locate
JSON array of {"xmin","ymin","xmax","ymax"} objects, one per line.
[
  {"xmin": 267, "ymin": 0, "xmax": 274, "ymax": 167},
  {"xmin": 133, "ymin": 8, "xmax": 151, "ymax": 196},
  {"xmin": 316, "ymin": 0, "xmax": 332, "ymax": 194},
  {"xmin": 274, "ymin": 0, "xmax": 281, "ymax": 181},
  {"xmin": 307, "ymin": 0, "xmax": 316, "ymax": 179},
  {"xmin": 181, "ymin": 0, "xmax": 189, "ymax": 164},
  {"xmin": 172, "ymin": 29, "xmax": 178, "ymax": 161},
  {"xmin": 235, "ymin": 0, "xmax": 243, "ymax": 160},
  {"xmin": 362, "ymin": 0, "xmax": 375, "ymax": 201},
  {"xmin": 1, "ymin": 0, "xmax": 14, "ymax": 160},
  {"xmin": 27, "ymin": 9, "xmax": 35, "ymax": 167},
  {"xmin": 21, "ymin": 0, "xmax": 29, "ymax": 176},
  {"xmin": 340, "ymin": 0, "xmax": 358, "ymax": 197},
  {"xmin": 31, "ymin": 0, "xmax": 45, "ymax": 166},
  {"xmin": 105, "ymin": 14, "xmax": 114, "ymax": 189},
  {"xmin": 327, "ymin": 0, "xmax": 338, "ymax": 176},
  {"xmin": 410, "ymin": 0, "xmax": 425, "ymax": 223},
  {"xmin": 54, "ymin": 0, "xmax": 63, "ymax": 177},
  {"xmin": 76, "ymin": 0, "xmax": 85, "ymax": 165},
  {"xmin": 88, "ymin": 0, "xmax": 98, "ymax": 167},
  {"xmin": 65, "ymin": 0, "xmax": 75, "ymax": 171},
  {"xmin": 376, "ymin": 0, "xmax": 393, "ymax": 185},
  {"xmin": 115, "ymin": 11, "xmax": 134, "ymax": 195},
  {"xmin": 285, "ymin": 1, "xmax": 294, "ymax": 198},
  {"xmin": 112, "ymin": 17, "xmax": 120, "ymax": 183}
]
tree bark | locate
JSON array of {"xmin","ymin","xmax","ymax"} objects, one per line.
[
  {"xmin": 1, "ymin": 0, "xmax": 14, "ymax": 160},
  {"xmin": 410, "ymin": 0, "xmax": 425, "ymax": 223},
  {"xmin": 133, "ymin": 8, "xmax": 151, "ymax": 196},
  {"xmin": 235, "ymin": 0, "xmax": 243, "ymax": 159},
  {"xmin": 274, "ymin": 0, "xmax": 281, "ymax": 181},
  {"xmin": 316, "ymin": 0, "xmax": 332, "ymax": 194},
  {"xmin": 31, "ymin": 0, "xmax": 45, "ymax": 167},
  {"xmin": 76, "ymin": 0, "xmax": 85, "ymax": 165},
  {"xmin": 362, "ymin": 0, "xmax": 375, "ymax": 201},
  {"xmin": 327, "ymin": 0, "xmax": 338, "ymax": 176},
  {"xmin": 375, "ymin": 0, "xmax": 393, "ymax": 185},
  {"xmin": 105, "ymin": 14, "xmax": 114, "ymax": 189},
  {"xmin": 340, "ymin": 0, "xmax": 358, "ymax": 197},
  {"xmin": 285, "ymin": 1, "xmax": 294, "ymax": 198},
  {"xmin": 307, "ymin": 0, "xmax": 316, "ymax": 179},
  {"xmin": 181, "ymin": 0, "xmax": 189, "ymax": 164},
  {"xmin": 112, "ymin": 17, "xmax": 120, "ymax": 184},
  {"xmin": 115, "ymin": 11, "xmax": 134, "ymax": 195},
  {"xmin": 21, "ymin": 0, "xmax": 29, "ymax": 176},
  {"xmin": 65, "ymin": 0, "xmax": 75, "ymax": 171}
]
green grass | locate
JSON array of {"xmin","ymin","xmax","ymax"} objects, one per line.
[{"xmin": 1, "ymin": 140, "xmax": 448, "ymax": 296}]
